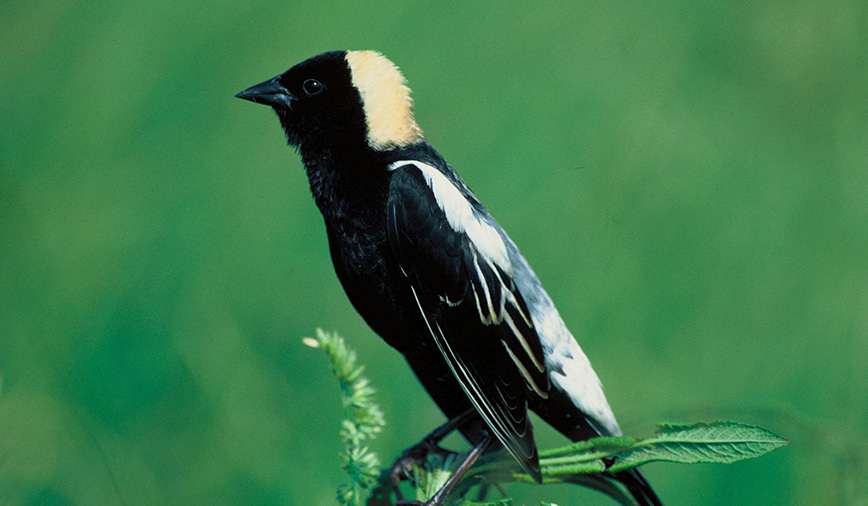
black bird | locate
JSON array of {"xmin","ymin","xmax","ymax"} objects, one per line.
[{"xmin": 237, "ymin": 50, "xmax": 662, "ymax": 506}]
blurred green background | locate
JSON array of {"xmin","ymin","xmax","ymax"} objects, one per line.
[{"xmin": 2, "ymin": 1, "xmax": 867, "ymax": 505}]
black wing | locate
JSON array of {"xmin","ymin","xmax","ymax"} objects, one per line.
[{"xmin": 387, "ymin": 162, "xmax": 550, "ymax": 482}]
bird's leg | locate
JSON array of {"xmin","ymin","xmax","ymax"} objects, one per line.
[
  {"xmin": 389, "ymin": 408, "xmax": 477, "ymax": 496},
  {"xmin": 398, "ymin": 435, "xmax": 493, "ymax": 506}
]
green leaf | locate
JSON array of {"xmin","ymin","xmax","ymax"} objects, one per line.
[
  {"xmin": 457, "ymin": 499, "xmax": 513, "ymax": 506},
  {"xmin": 608, "ymin": 421, "xmax": 789, "ymax": 472},
  {"xmin": 540, "ymin": 436, "xmax": 638, "ymax": 459}
]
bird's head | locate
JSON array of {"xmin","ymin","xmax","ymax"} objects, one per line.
[{"xmin": 237, "ymin": 50, "xmax": 425, "ymax": 153}]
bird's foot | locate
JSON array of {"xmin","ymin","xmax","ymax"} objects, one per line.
[
  {"xmin": 389, "ymin": 436, "xmax": 458, "ymax": 493},
  {"xmin": 389, "ymin": 408, "xmax": 476, "ymax": 489}
]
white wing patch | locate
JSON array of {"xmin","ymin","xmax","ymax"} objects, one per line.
[
  {"xmin": 501, "ymin": 239, "xmax": 622, "ymax": 437},
  {"xmin": 389, "ymin": 160, "xmax": 512, "ymax": 276},
  {"xmin": 536, "ymin": 307, "xmax": 621, "ymax": 436}
]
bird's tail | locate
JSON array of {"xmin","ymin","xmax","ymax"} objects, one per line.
[
  {"xmin": 532, "ymin": 389, "xmax": 664, "ymax": 505},
  {"xmin": 612, "ymin": 468, "xmax": 664, "ymax": 506}
]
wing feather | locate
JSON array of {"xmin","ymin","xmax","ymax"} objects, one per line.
[{"xmin": 388, "ymin": 162, "xmax": 550, "ymax": 481}]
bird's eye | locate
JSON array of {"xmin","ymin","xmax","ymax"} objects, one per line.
[{"xmin": 303, "ymin": 79, "xmax": 324, "ymax": 96}]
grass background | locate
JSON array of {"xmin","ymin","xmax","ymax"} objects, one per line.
[{"xmin": 2, "ymin": 1, "xmax": 867, "ymax": 505}]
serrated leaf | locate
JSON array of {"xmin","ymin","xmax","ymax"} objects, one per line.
[{"xmin": 609, "ymin": 421, "xmax": 789, "ymax": 472}]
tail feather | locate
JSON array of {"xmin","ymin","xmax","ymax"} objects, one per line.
[
  {"xmin": 612, "ymin": 468, "xmax": 664, "ymax": 506},
  {"xmin": 532, "ymin": 387, "xmax": 664, "ymax": 505}
]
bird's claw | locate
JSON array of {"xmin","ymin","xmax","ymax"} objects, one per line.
[{"xmin": 389, "ymin": 437, "xmax": 455, "ymax": 482}]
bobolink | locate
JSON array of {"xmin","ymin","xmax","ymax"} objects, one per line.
[{"xmin": 237, "ymin": 50, "xmax": 662, "ymax": 506}]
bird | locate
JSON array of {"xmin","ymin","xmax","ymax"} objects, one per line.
[{"xmin": 236, "ymin": 50, "xmax": 662, "ymax": 506}]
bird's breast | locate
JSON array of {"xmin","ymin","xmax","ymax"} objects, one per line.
[{"xmin": 324, "ymin": 208, "xmax": 428, "ymax": 353}]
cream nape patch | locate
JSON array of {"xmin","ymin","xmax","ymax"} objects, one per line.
[{"xmin": 345, "ymin": 51, "xmax": 425, "ymax": 151}]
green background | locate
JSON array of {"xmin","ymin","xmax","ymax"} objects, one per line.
[{"xmin": 2, "ymin": 1, "xmax": 866, "ymax": 505}]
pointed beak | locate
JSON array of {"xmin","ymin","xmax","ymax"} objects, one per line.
[{"xmin": 235, "ymin": 77, "xmax": 296, "ymax": 109}]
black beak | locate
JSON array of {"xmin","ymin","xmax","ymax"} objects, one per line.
[{"xmin": 235, "ymin": 77, "xmax": 296, "ymax": 109}]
